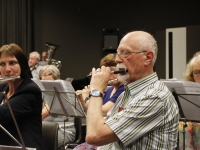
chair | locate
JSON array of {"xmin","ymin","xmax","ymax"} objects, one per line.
[
  {"xmin": 42, "ymin": 121, "xmax": 59, "ymax": 150},
  {"xmin": 66, "ymin": 117, "xmax": 85, "ymax": 148}
]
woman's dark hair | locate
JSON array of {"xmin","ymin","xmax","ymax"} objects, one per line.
[{"xmin": 0, "ymin": 43, "xmax": 32, "ymax": 79}]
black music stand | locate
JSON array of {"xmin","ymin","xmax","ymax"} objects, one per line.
[
  {"xmin": 38, "ymin": 80, "xmax": 86, "ymax": 150},
  {"xmin": 162, "ymin": 80, "xmax": 200, "ymax": 150}
]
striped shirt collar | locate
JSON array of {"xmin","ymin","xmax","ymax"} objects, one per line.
[{"xmin": 126, "ymin": 72, "xmax": 158, "ymax": 95}]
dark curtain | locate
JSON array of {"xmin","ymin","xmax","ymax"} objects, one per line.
[{"xmin": 0, "ymin": 0, "xmax": 33, "ymax": 56}]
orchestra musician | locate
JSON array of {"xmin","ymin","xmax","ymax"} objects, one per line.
[
  {"xmin": 42, "ymin": 51, "xmax": 48, "ymax": 62},
  {"xmin": 38, "ymin": 51, "xmax": 48, "ymax": 66},
  {"xmin": 28, "ymin": 51, "xmax": 42, "ymax": 80},
  {"xmin": 74, "ymin": 53, "xmax": 125, "ymax": 150},
  {"xmin": 76, "ymin": 53, "xmax": 125, "ymax": 116},
  {"xmin": 0, "ymin": 43, "xmax": 47, "ymax": 150},
  {"xmin": 178, "ymin": 51, "xmax": 200, "ymax": 149},
  {"xmin": 85, "ymin": 31, "xmax": 179, "ymax": 149}
]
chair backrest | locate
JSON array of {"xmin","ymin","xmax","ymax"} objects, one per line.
[
  {"xmin": 66, "ymin": 117, "xmax": 84, "ymax": 148},
  {"xmin": 74, "ymin": 117, "xmax": 83, "ymax": 144},
  {"xmin": 42, "ymin": 121, "xmax": 59, "ymax": 150}
]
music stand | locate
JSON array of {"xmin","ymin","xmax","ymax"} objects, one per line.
[
  {"xmin": 38, "ymin": 80, "xmax": 86, "ymax": 149},
  {"xmin": 31, "ymin": 79, "xmax": 46, "ymax": 92},
  {"xmin": 40, "ymin": 80, "xmax": 86, "ymax": 118},
  {"xmin": 162, "ymin": 79, "xmax": 200, "ymax": 150}
]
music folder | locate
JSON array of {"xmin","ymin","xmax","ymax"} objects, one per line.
[{"xmin": 34, "ymin": 79, "xmax": 86, "ymax": 118}]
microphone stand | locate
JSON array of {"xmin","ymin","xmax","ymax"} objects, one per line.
[
  {"xmin": 5, "ymin": 96, "xmax": 27, "ymax": 150},
  {"xmin": 0, "ymin": 124, "xmax": 22, "ymax": 147},
  {"xmin": 0, "ymin": 76, "xmax": 27, "ymax": 150}
]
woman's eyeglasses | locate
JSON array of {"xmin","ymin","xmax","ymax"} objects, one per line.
[
  {"xmin": 192, "ymin": 70, "xmax": 200, "ymax": 76},
  {"xmin": 41, "ymin": 73, "xmax": 52, "ymax": 77}
]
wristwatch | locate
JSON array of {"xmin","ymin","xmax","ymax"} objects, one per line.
[{"xmin": 89, "ymin": 89, "xmax": 103, "ymax": 97}]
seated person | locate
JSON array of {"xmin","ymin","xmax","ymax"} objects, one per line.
[
  {"xmin": 179, "ymin": 52, "xmax": 200, "ymax": 149},
  {"xmin": 0, "ymin": 44, "xmax": 47, "ymax": 150},
  {"xmin": 76, "ymin": 53, "xmax": 125, "ymax": 116},
  {"xmin": 74, "ymin": 54, "xmax": 125, "ymax": 149},
  {"xmin": 38, "ymin": 51, "xmax": 48, "ymax": 66},
  {"xmin": 39, "ymin": 65, "xmax": 76, "ymax": 149},
  {"xmin": 29, "ymin": 51, "xmax": 43, "ymax": 80},
  {"xmin": 42, "ymin": 51, "xmax": 47, "ymax": 61},
  {"xmin": 84, "ymin": 31, "xmax": 179, "ymax": 149}
]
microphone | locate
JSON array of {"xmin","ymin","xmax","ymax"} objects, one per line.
[{"xmin": 87, "ymin": 69, "xmax": 128, "ymax": 78}]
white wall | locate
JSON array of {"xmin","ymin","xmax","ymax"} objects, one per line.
[{"xmin": 166, "ymin": 27, "xmax": 186, "ymax": 79}]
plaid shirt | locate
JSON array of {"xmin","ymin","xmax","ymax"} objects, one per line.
[{"xmin": 98, "ymin": 73, "xmax": 179, "ymax": 150}]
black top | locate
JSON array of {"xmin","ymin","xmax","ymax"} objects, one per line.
[
  {"xmin": 71, "ymin": 77, "xmax": 90, "ymax": 91},
  {"xmin": 0, "ymin": 76, "xmax": 47, "ymax": 150}
]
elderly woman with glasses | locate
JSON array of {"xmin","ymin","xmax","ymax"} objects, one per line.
[
  {"xmin": 39, "ymin": 65, "xmax": 60, "ymax": 80},
  {"xmin": 178, "ymin": 52, "xmax": 200, "ymax": 149}
]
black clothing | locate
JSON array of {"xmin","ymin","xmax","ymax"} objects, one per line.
[{"xmin": 0, "ymin": 76, "xmax": 47, "ymax": 150}]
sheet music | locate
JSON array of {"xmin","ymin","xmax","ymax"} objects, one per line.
[
  {"xmin": 161, "ymin": 79, "xmax": 200, "ymax": 94},
  {"xmin": 161, "ymin": 79, "xmax": 200, "ymax": 122},
  {"xmin": 62, "ymin": 80, "xmax": 86, "ymax": 117},
  {"xmin": 179, "ymin": 80, "xmax": 200, "ymax": 94},
  {"xmin": 32, "ymin": 79, "xmax": 45, "ymax": 91},
  {"xmin": 40, "ymin": 80, "xmax": 86, "ymax": 117},
  {"xmin": 160, "ymin": 79, "xmax": 186, "ymax": 94}
]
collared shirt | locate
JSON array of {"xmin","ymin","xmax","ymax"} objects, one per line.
[
  {"xmin": 98, "ymin": 72, "xmax": 179, "ymax": 150},
  {"xmin": 31, "ymin": 64, "xmax": 42, "ymax": 80}
]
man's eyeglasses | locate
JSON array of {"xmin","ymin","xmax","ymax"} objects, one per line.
[
  {"xmin": 115, "ymin": 50, "xmax": 147, "ymax": 59},
  {"xmin": 193, "ymin": 70, "xmax": 200, "ymax": 76}
]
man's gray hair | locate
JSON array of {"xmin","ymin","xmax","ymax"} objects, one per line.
[{"xmin": 30, "ymin": 51, "xmax": 41, "ymax": 61}]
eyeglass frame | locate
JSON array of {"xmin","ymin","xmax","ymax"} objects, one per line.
[
  {"xmin": 192, "ymin": 70, "xmax": 200, "ymax": 76},
  {"xmin": 41, "ymin": 73, "xmax": 53, "ymax": 78},
  {"xmin": 115, "ymin": 50, "xmax": 147, "ymax": 59}
]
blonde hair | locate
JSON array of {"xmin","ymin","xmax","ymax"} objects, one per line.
[
  {"xmin": 184, "ymin": 52, "xmax": 200, "ymax": 81},
  {"xmin": 39, "ymin": 65, "xmax": 60, "ymax": 80}
]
